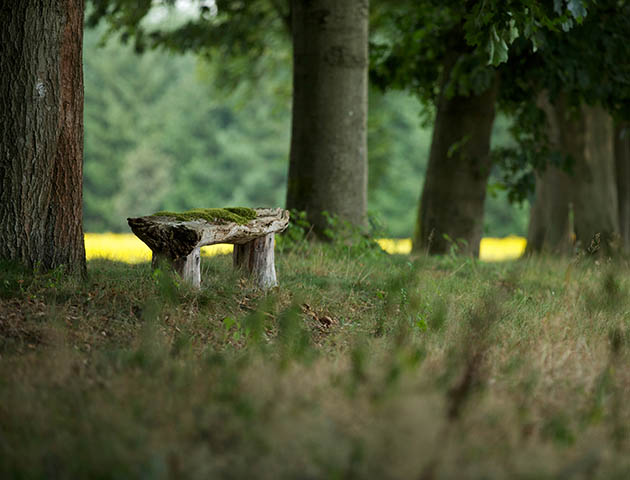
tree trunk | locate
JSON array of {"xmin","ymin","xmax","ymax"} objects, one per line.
[
  {"xmin": 413, "ymin": 63, "xmax": 498, "ymax": 257},
  {"xmin": 527, "ymin": 97, "xmax": 619, "ymax": 255},
  {"xmin": 287, "ymin": 0, "xmax": 369, "ymax": 234},
  {"xmin": 0, "ymin": 0, "xmax": 86, "ymax": 274},
  {"xmin": 569, "ymin": 105, "xmax": 619, "ymax": 253},
  {"xmin": 526, "ymin": 93, "xmax": 574, "ymax": 255},
  {"xmin": 526, "ymin": 168, "xmax": 573, "ymax": 255},
  {"xmin": 615, "ymin": 122, "xmax": 630, "ymax": 251}
]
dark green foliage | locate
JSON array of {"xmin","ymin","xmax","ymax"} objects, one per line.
[
  {"xmin": 538, "ymin": 0, "xmax": 630, "ymax": 118},
  {"xmin": 370, "ymin": 0, "xmax": 588, "ymax": 100},
  {"xmin": 370, "ymin": 0, "xmax": 625, "ymax": 206},
  {"xmin": 370, "ymin": 2, "xmax": 492, "ymax": 105},
  {"xmin": 492, "ymin": 0, "xmax": 630, "ymax": 200},
  {"xmin": 0, "ymin": 260, "xmax": 32, "ymax": 299}
]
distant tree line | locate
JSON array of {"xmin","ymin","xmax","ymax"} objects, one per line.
[{"xmin": 81, "ymin": 23, "xmax": 525, "ymax": 237}]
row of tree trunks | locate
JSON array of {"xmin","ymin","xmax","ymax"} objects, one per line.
[
  {"xmin": 527, "ymin": 95, "xmax": 620, "ymax": 255},
  {"xmin": 287, "ymin": 0, "xmax": 369, "ymax": 235},
  {"xmin": 412, "ymin": 60, "xmax": 499, "ymax": 257},
  {"xmin": 0, "ymin": 0, "xmax": 86, "ymax": 274}
]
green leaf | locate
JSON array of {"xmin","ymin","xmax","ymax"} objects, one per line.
[
  {"xmin": 447, "ymin": 135, "xmax": 471, "ymax": 159},
  {"xmin": 487, "ymin": 27, "xmax": 509, "ymax": 66},
  {"xmin": 223, "ymin": 316, "xmax": 236, "ymax": 331},
  {"xmin": 487, "ymin": 34, "xmax": 495, "ymax": 65},
  {"xmin": 415, "ymin": 316, "xmax": 428, "ymax": 332},
  {"xmin": 567, "ymin": 0, "xmax": 587, "ymax": 20},
  {"xmin": 561, "ymin": 18, "xmax": 574, "ymax": 32},
  {"xmin": 508, "ymin": 19, "xmax": 519, "ymax": 44}
]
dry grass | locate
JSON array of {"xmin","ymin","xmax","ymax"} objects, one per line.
[{"xmin": 0, "ymin": 242, "xmax": 629, "ymax": 479}]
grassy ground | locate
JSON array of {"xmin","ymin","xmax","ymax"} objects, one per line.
[{"xmin": 1, "ymin": 239, "xmax": 629, "ymax": 479}]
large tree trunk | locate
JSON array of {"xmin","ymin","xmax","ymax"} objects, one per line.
[
  {"xmin": 569, "ymin": 105, "xmax": 619, "ymax": 253},
  {"xmin": 527, "ymin": 98, "xmax": 619, "ymax": 255},
  {"xmin": 412, "ymin": 63, "xmax": 498, "ymax": 257},
  {"xmin": 0, "ymin": 0, "xmax": 86, "ymax": 274},
  {"xmin": 615, "ymin": 122, "xmax": 630, "ymax": 251},
  {"xmin": 526, "ymin": 168, "xmax": 573, "ymax": 255},
  {"xmin": 526, "ymin": 93, "xmax": 574, "ymax": 255},
  {"xmin": 287, "ymin": 0, "xmax": 368, "ymax": 234}
]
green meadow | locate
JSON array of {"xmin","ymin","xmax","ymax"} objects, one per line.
[{"xmin": 2, "ymin": 238, "xmax": 629, "ymax": 479}]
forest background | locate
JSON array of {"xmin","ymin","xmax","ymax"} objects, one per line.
[{"xmin": 83, "ymin": 18, "xmax": 528, "ymax": 239}]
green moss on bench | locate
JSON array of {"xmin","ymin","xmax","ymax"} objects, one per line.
[{"xmin": 151, "ymin": 207, "xmax": 257, "ymax": 225}]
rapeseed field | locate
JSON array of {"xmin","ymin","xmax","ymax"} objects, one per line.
[{"xmin": 85, "ymin": 233, "xmax": 526, "ymax": 263}]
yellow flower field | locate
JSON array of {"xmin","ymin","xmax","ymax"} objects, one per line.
[
  {"xmin": 376, "ymin": 236, "xmax": 526, "ymax": 261},
  {"xmin": 478, "ymin": 236, "xmax": 527, "ymax": 261},
  {"xmin": 85, "ymin": 233, "xmax": 527, "ymax": 263}
]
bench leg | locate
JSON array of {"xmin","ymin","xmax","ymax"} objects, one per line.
[
  {"xmin": 152, "ymin": 247, "xmax": 201, "ymax": 288},
  {"xmin": 233, "ymin": 233, "xmax": 277, "ymax": 289}
]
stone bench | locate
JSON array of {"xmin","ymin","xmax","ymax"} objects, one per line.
[{"xmin": 127, "ymin": 208, "xmax": 290, "ymax": 289}]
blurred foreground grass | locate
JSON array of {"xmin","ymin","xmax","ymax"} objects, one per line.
[
  {"xmin": 1, "ymin": 239, "xmax": 629, "ymax": 479},
  {"xmin": 85, "ymin": 233, "xmax": 527, "ymax": 262}
]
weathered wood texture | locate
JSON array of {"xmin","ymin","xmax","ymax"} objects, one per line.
[
  {"xmin": 233, "ymin": 233, "xmax": 277, "ymax": 289},
  {"xmin": 128, "ymin": 208, "xmax": 289, "ymax": 289},
  {"xmin": 152, "ymin": 248, "xmax": 202, "ymax": 288}
]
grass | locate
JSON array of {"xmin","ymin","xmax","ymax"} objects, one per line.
[{"xmin": 1, "ymin": 239, "xmax": 629, "ymax": 479}]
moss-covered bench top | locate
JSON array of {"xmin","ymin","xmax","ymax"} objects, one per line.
[
  {"xmin": 127, "ymin": 207, "xmax": 289, "ymax": 256},
  {"xmin": 151, "ymin": 207, "xmax": 258, "ymax": 225},
  {"xmin": 127, "ymin": 208, "xmax": 289, "ymax": 289}
]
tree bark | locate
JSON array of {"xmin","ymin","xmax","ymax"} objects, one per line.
[
  {"xmin": 526, "ymin": 93, "xmax": 574, "ymax": 255},
  {"xmin": 526, "ymin": 168, "xmax": 573, "ymax": 255},
  {"xmin": 0, "ymin": 0, "xmax": 86, "ymax": 274},
  {"xmin": 570, "ymin": 105, "xmax": 619, "ymax": 253},
  {"xmin": 412, "ymin": 63, "xmax": 498, "ymax": 257},
  {"xmin": 615, "ymin": 122, "xmax": 630, "ymax": 251},
  {"xmin": 287, "ymin": 0, "xmax": 369, "ymax": 234},
  {"xmin": 527, "ymin": 97, "xmax": 619, "ymax": 255}
]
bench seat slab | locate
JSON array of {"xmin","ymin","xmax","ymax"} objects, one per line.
[{"xmin": 128, "ymin": 208, "xmax": 289, "ymax": 289}]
